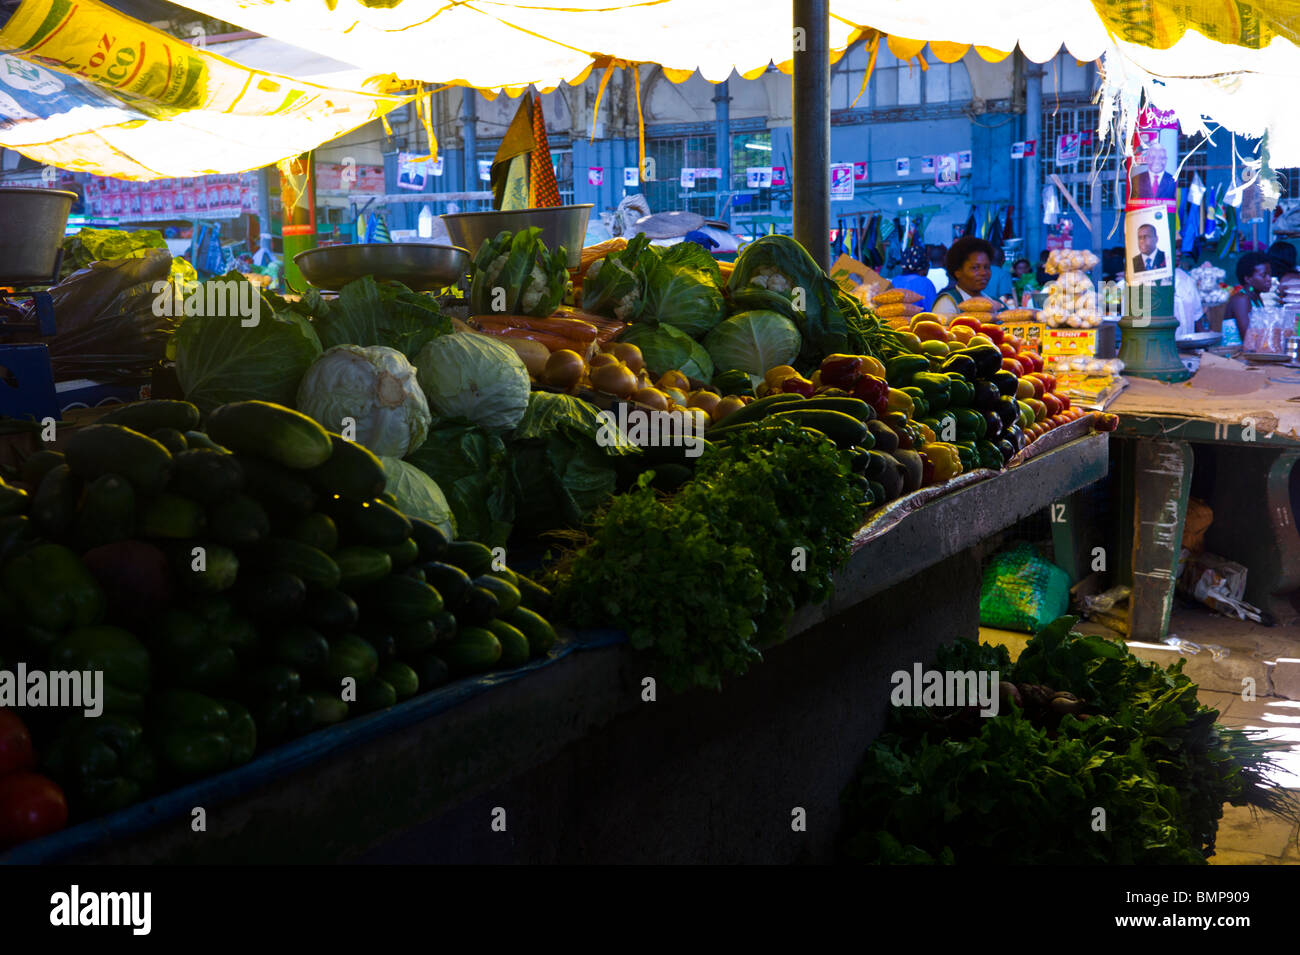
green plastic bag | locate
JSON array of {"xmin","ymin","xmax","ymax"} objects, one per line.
[{"xmin": 979, "ymin": 542, "xmax": 1071, "ymax": 633}]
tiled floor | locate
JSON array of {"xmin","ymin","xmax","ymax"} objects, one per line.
[{"xmin": 979, "ymin": 605, "xmax": 1300, "ymax": 865}]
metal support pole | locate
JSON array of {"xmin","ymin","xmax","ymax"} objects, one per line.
[
  {"xmin": 1024, "ymin": 56, "xmax": 1044, "ymax": 263},
  {"xmin": 462, "ymin": 88, "xmax": 478, "ymax": 195},
  {"xmin": 793, "ymin": 0, "xmax": 830, "ymax": 270},
  {"xmin": 714, "ymin": 79, "xmax": 732, "ymax": 220}
]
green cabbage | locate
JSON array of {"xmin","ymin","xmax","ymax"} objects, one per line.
[
  {"xmin": 615, "ymin": 323, "xmax": 713, "ymax": 381},
  {"xmin": 704, "ymin": 310, "xmax": 801, "ymax": 377},
  {"xmin": 174, "ymin": 283, "xmax": 323, "ymax": 414},
  {"xmin": 308, "ymin": 276, "xmax": 449, "ymax": 361},
  {"xmin": 380, "ymin": 455, "xmax": 455, "ymax": 539},
  {"xmin": 413, "ymin": 332, "xmax": 531, "ymax": 431},
  {"xmin": 406, "ymin": 425, "xmax": 514, "ymax": 548},
  {"xmin": 728, "ymin": 235, "xmax": 849, "ymax": 367},
  {"xmin": 637, "ymin": 244, "xmax": 725, "ymax": 338},
  {"xmin": 297, "ymin": 345, "xmax": 430, "ymax": 457}
]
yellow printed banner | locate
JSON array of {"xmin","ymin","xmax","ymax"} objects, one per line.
[
  {"xmin": 0, "ymin": 0, "xmax": 413, "ymax": 179},
  {"xmin": 1089, "ymin": 0, "xmax": 1300, "ymax": 50}
]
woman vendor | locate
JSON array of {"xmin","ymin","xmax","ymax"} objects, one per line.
[
  {"xmin": 1225, "ymin": 251, "xmax": 1272, "ymax": 341},
  {"xmin": 932, "ymin": 237, "xmax": 996, "ymax": 317}
]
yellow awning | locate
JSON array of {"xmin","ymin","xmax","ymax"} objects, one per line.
[{"xmin": 0, "ymin": 0, "xmax": 412, "ymax": 179}]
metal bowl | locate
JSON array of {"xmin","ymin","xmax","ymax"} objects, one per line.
[
  {"xmin": 0, "ymin": 188, "xmax": 78, "ymax": 285},
  {"xmin": 441, "ymin": 204, "xmax": 592, "ymax": 268},
  {"xmin": 293, "ymin": 242, "xmax": 469, "ymax": 292}
]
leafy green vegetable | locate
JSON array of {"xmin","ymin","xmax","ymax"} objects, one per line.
[
  {"xmin": 405, "ymin": 424, "xmax": 514, "ymax": 547},
  {"xmin": 635, "ymin": 243, "xmax": 725, "ymax": 338},
  {"xmin": 582, "ymin": 234, "xmax": 651, "ymax": 321},
  {"xmin": 728, "ymin": 235, "xmax": 849, "ymax": 369},
  {"xmin": 839, "ymin": 617, "xmax": 1300, "ymax": 864},
  {"xmin": 468, "ymin": 227, "xmax": 568, "ymax": 317},
  {"xmin": 61, "ymin": 228, "xmax": 168, "ymax": 276},
  {"xmin": 506, "ymin": 392, "xmax": 636, "ymax": 537},
  {"xmin": 555, "ymin": 419, "xmax": 866, "ymax": 689},
  {"xmin": 379, "ymin": 455, "xmax": 456, "ymax": 538},
  {"xmin": 704, "ymin": 310, "xmax": 801, "ymax": 377},
  {"xmin": 413, "ymin": 333, "xmax": 531, "ymax": 431},
  {"xmin": 692, "ymin": 421, "xmax": 866, "ymax": 643},
  {"xmin": 308, "ymin": 276, "xmax": 449, "ymax": 360},
  {"xmin": 615, "ymin": 323, "xmax": 713, "ymax": 381},
  {"xmin": 556, "ymin": 472, "xmax": 767, "ymax": 691},
  {"xmin": 174, "ymin": 279, "xmax": 323, "ymax": 414}
]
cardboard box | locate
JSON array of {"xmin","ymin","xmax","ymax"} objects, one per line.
[
  {"xmin": 828, "ymin": 254, "xmax": 887, "ymax": 305},
  {"xmin": 1043, "ymin": 328, "xmax": 1099, "ymax": 358}
]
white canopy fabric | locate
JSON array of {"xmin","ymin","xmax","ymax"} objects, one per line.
[
  {"xmin": 6, "ymin": 0, "xmax": 1300, "ymax": 177},
  {"xmin": 165, "ymin": 0, "xmax": 1300, "ymax": 165},
  {"xmin": 0, "ymin": 0, "xmax": 411, "ymax": 179}
]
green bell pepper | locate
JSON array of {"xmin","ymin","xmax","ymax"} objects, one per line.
[
  {"xmin": 900, "ymin": 387, "xmax": 929, "ymax": 419},
  {"xmin": 953, "ymin": 441, "xmax": 978, "ymax": 472},
  {"xmin": 2, "ymin": 542, "xmax": 104, "ymax": 633},
  {"xmin": 241, "ymin": 664, "xmax": 315, "ymax": 747},
  {"xmin": 152, "ymin": 689, "xmax": 256, "ymax": 777},
  {"xmin": 44, "ymin": 714, "xmax": 156, "ymax": 818},
  {"xmin": 945, "ymin": 374, "xmax": 975, "ymax": 408},
  {"xmin": 885, "ymin": 354, "xmax": 931, "ymax": 388},
  {"xmin": 49, "ymin": 626, "xmax": 151, "ymax": 714},
  {"xmin": 1017, "ymin": 399, "xmax": 1036, "ymax": 429},
  {"xmin": 953, "ymin": 408, "xmax": 987, "ymax": 441},
  {"xmin": 152, "ymin": 604, "xmax": 243, "ymax": 693},
  {"xmin": 911, "ymin": 372, "xmax": 952, "ymax": 412},
  {"xmin": 976, "ymin": 439, "xmax": 1005, "ymax": 471}
]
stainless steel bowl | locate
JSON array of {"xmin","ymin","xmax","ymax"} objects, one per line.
[
  {"xmin": 0, "ymin": 188, "xmax": 77, "ymax": 284},
  {"xmin": 293, "ymin": 242, "xmax": 470, "ymax": 292},
  {"xmin": 441, "ymin": 204, "xmax": 592, "ymax": 268}
]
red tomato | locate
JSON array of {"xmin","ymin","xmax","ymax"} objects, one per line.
[
  {"xmin": 1001, "ymin": 357, "xmax": 1024, "ymax": 374},
  {"xmin": 0, "ymin": 710, "xmax": 34, "ymax": 775},
  {"xmin": 0, "ymin": 772, "xmax": 67, "ymax": 847},
  {"xmin": 979, "ymin": 323, "xmax": 1005, "ymax": 346},
  {"xmin": 950, "ymin": 316, "xmax": 983, "ymax": 333},
  {"xmin": 999, "ymin": 342, "xmax": 1017, "ymax": 358},
  {"xmin": 1028, "ymin": 353, "xmax": 1045, "ymax": 373},
  {"xmin": 1058, "ymin": 394, "xmax": 1071, "ymax": 411},
  {"xmin": 1041, "ymin": 392, "xmax": 1063, "ymax": 417}
]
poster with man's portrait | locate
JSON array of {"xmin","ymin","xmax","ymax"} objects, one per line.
[
  {"xmin": 1126, "ymin": 108, "xmax": 1179, "ymax": 209},
  {"xmin": 1125, "ymin": 205, "xmax": 1173, "ymax": 285}
]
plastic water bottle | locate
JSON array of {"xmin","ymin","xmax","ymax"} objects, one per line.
[
  {"xmin": 417, "ymin": 205, "xmax": 434, "ymax": 239},
  {"xmin": 1221, "ymin": 317, "xmax": 1242, "ymax": 348}
]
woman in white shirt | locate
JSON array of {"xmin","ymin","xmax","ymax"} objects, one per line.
[{"xmin": 932, "ymin": 237, "xmax": 996, "ymax": 317}]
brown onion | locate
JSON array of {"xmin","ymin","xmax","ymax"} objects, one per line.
[
  {"xmin": 590, "ymin": 361, "xmax": 637, "ymax": 398},
  {"xmin": 543, "ymin": 349, "xmax": 586, "ymax": 390},
  {"xmin": 611, "ymin": 342, "xmax": 645, "ymax": 374}
]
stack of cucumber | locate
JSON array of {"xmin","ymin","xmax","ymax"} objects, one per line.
[{"xmin": 6, "ymin": 398, "xmax": 559, "ymax": 747}]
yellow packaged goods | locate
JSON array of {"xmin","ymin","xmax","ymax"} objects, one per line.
[
  {"xmin": 874, "ymin": 302, "xmax": 922, "ymax": 319},
  {"xmin": 957, "ymin": 297, "xmax": 998, "ymax": 313},
  {"xmin": 1043, "ymin": 328, "xmax": 1099, "ymax": 358},
  {"xmin": 1002, "ymin": 320, "xmax": 1046, "ymax": 354},
  {"xmin": 872, "ymin": 288, "xmax": 922, "ymax": 306}
]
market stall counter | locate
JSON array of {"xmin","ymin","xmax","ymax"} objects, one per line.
[
  {"xmin": 3, "ymin": 431, "xmax": 1107, "ymax": 865},
  {"xmin": 1105, "ymin": 354, "xmax": 1300, "ymax": 637}
]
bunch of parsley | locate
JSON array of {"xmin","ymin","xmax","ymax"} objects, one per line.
[{"xmin": 555, "ymin": 420, "xmax": 866, "ymax": 690}]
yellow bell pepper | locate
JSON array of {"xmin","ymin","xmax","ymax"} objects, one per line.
[
  {"xmin": 885, "ymin": 388, "xmax": 914, "ymax": 417},
  {"xmin": 916, "ymin": 422, "xmax": 937, "ymax": 444},
  {"xmin": 859, "ymin": 355, "xmax": 887, "ymax": 379},
  {"xmin": 924, "ymin": 442, "xmax": 963, "ymax": 483}
]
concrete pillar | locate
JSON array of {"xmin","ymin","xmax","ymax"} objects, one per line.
[
  {"xmin": 1023, "ymin": 54, "xmax": 1044, "ymax": 262},
  {"xmin": 793, "ymin": 0, "xmax": 830, "ymax": 268},
  {"xmin": 714, "ymin": 79, "xmax": 731, "ymax": 220}
]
